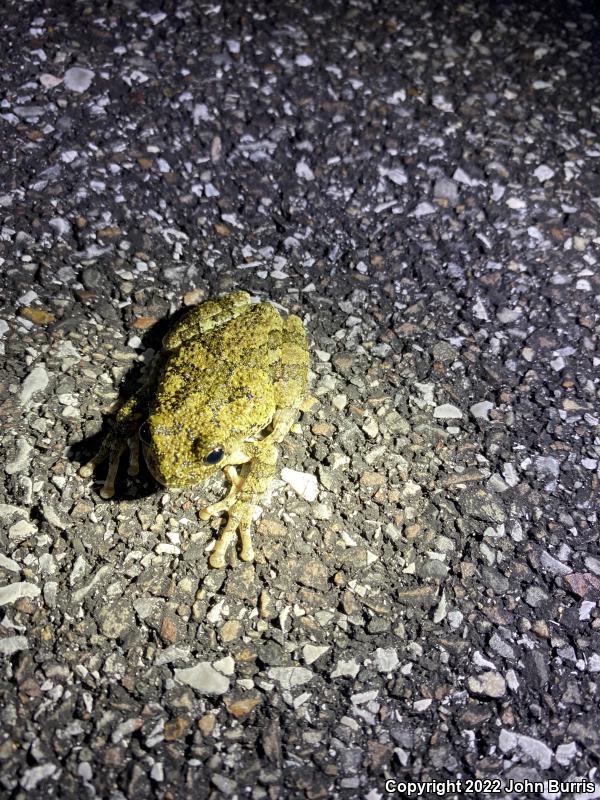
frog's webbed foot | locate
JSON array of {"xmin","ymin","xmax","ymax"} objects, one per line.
[{"xmin": 200, "ymin": 470, "xmax": 254, "ymax": 568}]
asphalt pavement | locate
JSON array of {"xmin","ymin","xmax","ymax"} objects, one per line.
[{"xmin": 1, "ymin": 1, "xmax": 599, "ymax": 798}]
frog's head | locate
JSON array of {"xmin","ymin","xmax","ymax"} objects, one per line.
[{"xmin": 140, "ymin": 367, "xmax": 276, "ymax": 488}]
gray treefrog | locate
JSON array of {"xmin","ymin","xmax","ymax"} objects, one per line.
[{"xmin": 80, "ymin": 291, "xmax": 310, "ymax": 568}]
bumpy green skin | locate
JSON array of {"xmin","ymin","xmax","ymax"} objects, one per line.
[{"xmin": 81, "ymin": 291, "xmax": 310, "ymax": 568}]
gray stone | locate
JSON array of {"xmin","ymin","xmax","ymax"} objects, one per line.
[
  {"xmin": 268, "ymin": 666, "xmax": 314, "ymax": 689},
  {"xmin": 433, "ymin": 403, "xmax": 463, "ymax": 419},
  {"xmin": 174, "ymin": 662, "xmax": 230, "ymax": 694},
  {"xmin": 95, "ymin": 600, "xmax": 135, "ymax": 639},
  {"xmin": 0, "ymin": 581, "xmax": 41, "ymax": 605},
  {"xmin": 489, "ymin": 633, "xmax": 515, "ymax": 660},
  {"xmin": 433, "ymin": 177, "xmax": 459, "ymax": 204},
  {"xmin": 64, "ymin": 67, "xmax": 95, "ymax": 93},
  {"xmin": 20, "ymin": 365, "xmax": 49, "ymax": 405},
  {"xmin": 5, "ymin": 437, "xmax": 33, "ymax": 474},
  {"xmin": 373, "ymin": 647, "xmax": 399, "ymax": 672},
  {"xmin": 0, "ymin": 635, "xmax": 29, "ymax": 655},
  {"xmin": 458, "ymin": 490, "xmax": 505, "ymax": 523},
  {"xmin": 468, "ymin": 671, "xmax": 506, "ymax": 698}
]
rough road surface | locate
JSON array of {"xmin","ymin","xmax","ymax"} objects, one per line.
[{"xmin": 1, "ymin": 1, "xmax": 599, "ymax": 798}]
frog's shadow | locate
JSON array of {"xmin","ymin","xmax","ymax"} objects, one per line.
[{"xmin": 69, "ymin": 307, "xmax": 191, "ymax": 502}]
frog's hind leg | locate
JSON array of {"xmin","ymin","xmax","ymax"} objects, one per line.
[
  {"xmin": 162, "ymin": 291, "xmax": 251, "ymax": 350},
  {"xmin": 265, "ymin": 313, "xmax": 310, "ymax": 444}
]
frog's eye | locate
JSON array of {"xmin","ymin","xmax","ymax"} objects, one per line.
[
  {"xmin": 139, "ymin": 421, "xmax": 152, "ymax": 445},
  {"xmin": 204, "ymin": 447, "xmax": 225, "ymax": 465}
]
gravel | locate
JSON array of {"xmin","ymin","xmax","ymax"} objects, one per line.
[{"xmin": 1, "ymin": 0, "xmax": 599, "ymax": 798}]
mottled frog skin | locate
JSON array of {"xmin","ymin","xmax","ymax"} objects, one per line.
[{"xmin": 80, "ymin": 291, "xmax": 310, "ymax": 568}]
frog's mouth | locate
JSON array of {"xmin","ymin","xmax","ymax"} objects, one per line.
[
  {"xmin": 141, "ymin": 441, "xmax": 206, "ymax": 489},
  {"xmin": 141, "ymin": 442, "xmax": 168, "ymax": 486}
]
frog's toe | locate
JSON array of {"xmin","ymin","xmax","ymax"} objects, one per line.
[
  {"xmin": 208, "ymin": 506, "xmax": 255, "ymax": 568},
  {"xmin": 208, "ymin": 516, "xmax": 237, "ymax": 568},
  {"xmin": 99, "ymin": 450, "xmax": 124, "ymax": 499},
  {"xmin": 79, "ymin": 444, "xmax": 111, "ymax": 479},
  {"xmin": 238, "ymin": 513, "xmax": 254, "ymax": 562},
  {"xmin": 127, "ymin": 436, "xmax": 140, "ymax": 477},
  {"xmin": 199, "ymin": 489, "xmax": 237, "ymax": 521},
  {"xmin": 78, "ymin": 459, "xmax": 97, "ymax": 479}
]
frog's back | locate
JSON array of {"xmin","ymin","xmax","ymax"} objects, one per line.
[{"xmin": 199, "ymin": 301, "xmax": 282, "ymax": 363}]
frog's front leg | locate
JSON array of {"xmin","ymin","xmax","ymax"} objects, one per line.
[
  {"xmin": 79, "ymin": 394, "xmax": 144, "ymax": 498},
  {"xmin": 202, "ymin": 442, "xmax": 278, "ymax": 568}
]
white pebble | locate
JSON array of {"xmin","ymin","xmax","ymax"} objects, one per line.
[
  {"xmin": 295, "ymin": 160, "xmax": 314, "ymax": 180},
  {"xmin": 434, "ymin": 403, "xmax": 463, "ymax": 419},
  {"xmin": 470, "ymin": 401, "xmax": 493, "ymax": 420},
  {"xmin": 64, "ymin": 67, "xmax": 95, "ymax": 93},
  {"xmin": 533, "ymin": 164, "xmax": 555, "ymax": 182},
  {"xmin": 39, "ymin": 73, "xmax": 63, "ymax": 88},
  {"xmin": 412, "ymin": 201, "xmax": 436, "ymax": 217},
  {"xmin": 281, "ymin": 468, "xmax": 318, "ymax": 501}
]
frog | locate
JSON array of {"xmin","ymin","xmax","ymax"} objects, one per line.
[{"xmin": 79, "ymin": 290, "xmax": 310, "ymax": 568}]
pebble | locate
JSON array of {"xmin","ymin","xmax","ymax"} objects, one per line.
[
  {"xmin": 303, "ymin": 644, "xmax": 330, "ymax": 665},
  {"xmin": 5, "ymin": 437, "xmax": 33, "ymax": 475},
  {"xmin": 63, "ymin": 67, "xmax": 95, "ymax": 92},
  {"xmin": 21, "ymin": 764, "xmax": 60, "ymax": 791},
  {"xmin": 295, "ymin": 160, "xmax": 315, "ymax": 180},
  {"xmin": 414, "ymin": 382, "xmax": 435, "ymax": 406},
  {"xmin": 384, "ymin": 167, "xmax": 408, "ymax": 186},
  {"xmin": 434, "ymin": 403, "xmax": 463, "ymax": 419},
  {"xmin": 351, "ymin": 689, "xmax": 378, "ymax": 705},
  {"xmin": 0, "ymin": 636, "xmax": 29, "ymax": 655},
  {"xmin": 362, "ymin": 418, "xmax": 379, "ymax": 438},
  {"xmin": 458, "ymin": 490, "xmax": 505, "ymax": 523},
  {"xmin": 412, "ymin": 201, "xmax": 436, "ymax": 217},
  {"xmin": 470, "ymin": 401, "xmax": 494, "ymax": 420},
  {"xmin": 489, "ymin": 633, "xmax": 515, "ymax": 661},
  {"xmin": 281, "ymin": 468, "xmax": 318, "ymax": 501},
  {"xmin": 111, "ymin": 718, "xmax": 143, "ymax": 744},
  {"xmin": 468, "ymin": 671, "xmax": 506, "ymax": 698},
  {"xmin": 433, "ymin": 177, "xmax": 459, "ymax": 204},
  {"xmin": 555, "ymin": 741, "xmax": 577, "ymax": 766},
  {"xmin": 20, "ymin": 364, "xmax": 49, "ymax": 404},
  {"xmin": 508, "ymin": 733, "xmax": 552, "ymax": 770},
  {"xmin": 539, "ymin": 551, "xmax": 572, "ymax": 576},
  {"xmin": 413, "ymin": 698, "xmax": 432, "ymax": 711},
  {"xmin": 213, "ymin": 655, "xmax": 235, "ymax": 676},
  {"xmin": 533, "ymin": 164, "xmax": 555, "ymax": 182},
  {"xmin": 502, "ymin": 463, "xmax": 519, "ymax": 487},
  {"xmin": 174, "ymin": 662, "xmax": 230, "ymax": 695},
  {"xmin": 331, "ymin": 659, "xmax": 360, "ymax": 679},
  {"xmin": 0, "ymin": 553, "xmax": 20, "ymax": 572},
  {"xmin": 267, "ymin": 666, "xmax": 314, "ymax": 689},
  {"xmin": 0, "ymin": 581, "xmax": 40, "ymax": 605},
  {"xmin": 332, "ymin": 394, "xmax": 347, "ymax": 410},
  {"xmin": 39, "ymin": 73, "xmax": 63, "ymax": 88},
  {"xmin": 373, "ymin": 647, "xmax": 399, "ymax": 672}
]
